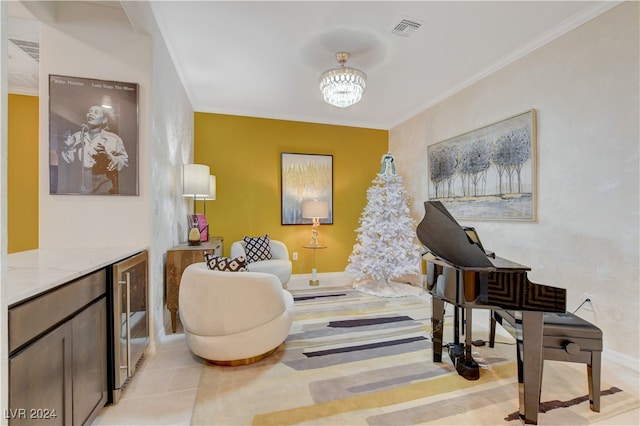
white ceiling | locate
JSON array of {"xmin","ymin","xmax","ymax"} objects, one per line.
[{"xmin": 7, "ymin": 1, "xmax": 619, "ymax": 130}]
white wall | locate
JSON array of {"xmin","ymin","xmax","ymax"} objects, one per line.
[
  {"xmin": 37, "ymin": 2, "xmax": 194, "ymax": 350},
  {"xmin": 0, "ymin": 1, "xmax": 9, "ymax": 418},
  {"xmin": 39, "ymin": 3, "xmax": 151, "ymax": 249},
  {"xmin": 120, "ymin": 2, "xmax": 194, "ymax": 341},
  {"xmin": 0, "ymin": 2, "xmax": 192, "ymax": 411},
  {"xmin": 391, "ymin": 2, "xmax": 639, "ymax": 362}
]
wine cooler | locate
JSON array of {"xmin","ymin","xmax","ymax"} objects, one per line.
[{"xmin": 107, "ymin": 250, "xmax": 149, "ymax": 403}]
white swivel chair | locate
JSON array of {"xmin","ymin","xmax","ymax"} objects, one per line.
[
  {"xmin": 230, "ymin": 239, "xmax": 292, "ymax": 286},
  {"xmin": 179, "ymin": 262, "xmax": 295, "ymax": 365}
]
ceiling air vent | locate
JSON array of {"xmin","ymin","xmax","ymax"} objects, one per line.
[
  {"xmin": 391, "ymin": 19, "xmax": 422, "ymax": 37},
  {"xmin": 9, "ymin": 38, "xmax": 40, "ymax": 62}
]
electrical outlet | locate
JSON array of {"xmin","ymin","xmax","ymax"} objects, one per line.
[
  {"xmin": 292, "ymin": 252, "xmax": 298, "ymax": 261},
  {"xmin": 583, "ymin": 293, "xmax": 594, "ymax": 312}
]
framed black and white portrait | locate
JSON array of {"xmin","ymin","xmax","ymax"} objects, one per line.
[{"xmin": 49, "ymin": 74, "xmax": 139, "ymax": 195}]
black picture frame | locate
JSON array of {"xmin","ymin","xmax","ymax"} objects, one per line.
[
  {"xmin": 49, "ymin": 74, "xmax": 139, "ymax": 195},
  {"xmin": 281, "ymin": 152, "xmax": 333, "ymax": 225}
]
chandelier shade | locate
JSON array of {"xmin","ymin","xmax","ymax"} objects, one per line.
[{"xmin": 319, "ymin": 52, "xmax": 367, "ymax": 108}]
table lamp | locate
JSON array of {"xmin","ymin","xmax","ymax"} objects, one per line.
[
  {"xmin": 302, "ymin": 200, "xmax": 329, "ymax": 246},
  {"xmin": 182, "ymin": 164, "xmax": 210, "ymax": 245},
  {"xmin": 203, "ymin": 175, "xmax": 216, "ymax": 215},
  {"xmin": 200, "ymin": 175, "xmax": 216, "ymax": 241}
]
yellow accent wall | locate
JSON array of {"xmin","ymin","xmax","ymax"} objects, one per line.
[
  {"xmin": 194, "ymin": 113, "xmax": 388, "ymax": 273},
  {"xmin": 8, "ymin": 94, "xmax": 39, "ymax": 254}
]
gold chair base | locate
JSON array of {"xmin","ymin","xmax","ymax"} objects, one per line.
[{"xmin": 205, "ymin": 347, "xmax": 278, "ymax": 367}]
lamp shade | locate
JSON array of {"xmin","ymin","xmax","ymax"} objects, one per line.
[
  {"xmin": 182, "ymin": 164, "xmax": 210, "ymax": 197},
  {"xmin": 204, "ymin": 175, "xmax": 216, "ymax": 200},
  {"xmin": 302, "ymin": 201, "xmax": 329, "ymax": 219}
]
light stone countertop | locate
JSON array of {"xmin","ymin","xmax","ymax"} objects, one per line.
[{"xmin": 6, "ymin": 246, "xmax": 147, "ymax": 306}]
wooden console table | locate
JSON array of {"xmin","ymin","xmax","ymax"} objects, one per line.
[{"xmin": 166, "ymin": 238, "xmax": 223, "ymax": 332}]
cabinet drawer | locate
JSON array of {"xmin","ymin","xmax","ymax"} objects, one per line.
[{"xmin": 9, "ymin": 269, "xmax": 106, "ymax": 354}]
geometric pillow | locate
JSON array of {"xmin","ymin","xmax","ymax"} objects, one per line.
[
  {"xmin": 203, "ymin": 253, "xmax": 247, "ymax": 272},
  {"xmin": 242, "ymin": 234, "xmax": 272, "ymax": 263}
]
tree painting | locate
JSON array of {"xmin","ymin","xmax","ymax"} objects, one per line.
[
  {"xmin": 428, "ymin": 145, "xmax": 457, "ymax": 199},
  {"xmin": 427, "ymin": 110, "xmax": 536, "ymax": 221},
  {"xmin": 492, "ymin": 127, "xmax": 530, "ymax": 194},
  {"xmin": 459, "ymin": 138, "xmax": 492, "ymax": 197}
]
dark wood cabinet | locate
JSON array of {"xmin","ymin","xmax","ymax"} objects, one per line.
[
  {"xmin": 9, "ymin": 322, "xmax": 73, "ymax": 425},
  {"xmin": 8, "ymin": 270, "xmax": 107, "ymax": 426},
  {"xmin": 72, "ymin": 298, "xmax": 107, "ymax": 425}
]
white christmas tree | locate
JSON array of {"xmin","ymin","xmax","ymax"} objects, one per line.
[{"xmin": 346, "ymin": 153, "xmax": 422, "ymax": 294}]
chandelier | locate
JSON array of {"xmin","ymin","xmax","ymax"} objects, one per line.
[{"xmin": 319, "ymin": 52, "xmax": 367, "ymax": 108}]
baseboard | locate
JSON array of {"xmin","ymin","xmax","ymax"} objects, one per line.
[
  {"xmin": 287, "ymin": 272, "xmax": 354, "ymax": 290},
  {"xmin": 603, "ymin": 347, "xmax": 640, "ymax": 374},
  {"xmin": 291, "ymin": 271, "xmax": 350, "ymax": 280}
]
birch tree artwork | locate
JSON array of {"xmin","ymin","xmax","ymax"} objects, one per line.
[{"xmin": 427, "ymin": 110, "xmax": 537, "ymax": 221}]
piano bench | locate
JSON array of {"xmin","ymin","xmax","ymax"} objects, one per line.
[{"xmin": 489, "ymin": 310, "xmax": 603, "ymax": 413}]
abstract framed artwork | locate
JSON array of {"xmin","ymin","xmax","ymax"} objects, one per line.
[
  {"xmin": 427, "ymin": 110, "xmax": 537, "ymax": 221},
  {"xmin": 281, "ymin": 152, "xmax": 333, "ymax": 225},
  {"xmin": 49, "ymin": 74, "xmax": 139, "ymax": 195}
]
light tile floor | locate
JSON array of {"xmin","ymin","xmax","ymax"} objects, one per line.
[
  {"xmin": 93, "ymin": 274, "xmax": 640, "ymax": 425},
  {"xmin": 92, "ymin": 330, "xmax": 202, "ymax": 425}
]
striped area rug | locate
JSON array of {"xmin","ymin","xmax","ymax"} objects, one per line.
[{"xmin": 191, "ymin": 287, "xmax": 639, "ymax": 425}]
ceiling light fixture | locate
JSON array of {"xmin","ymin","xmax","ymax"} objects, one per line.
[{"xmin": 319, "ymin": 52, "xmax": 367, "ymax": 108}]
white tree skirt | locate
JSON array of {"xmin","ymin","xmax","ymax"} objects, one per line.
[{"xmin": 352, "ymin": 278, "xmax": 429, "ymax": 299}]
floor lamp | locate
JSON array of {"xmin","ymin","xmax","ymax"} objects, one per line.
[{"xmin": 302, "ymin": 201, "xmax": 329, "ymax": 286}]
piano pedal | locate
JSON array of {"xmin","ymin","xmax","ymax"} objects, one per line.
[
  {"xmin": 455, "ymin": 356, "xmax": 480, "ymax": 380},
  {"xmin": 447, "ymin": 343, "xmax": 480, "ymax": 380},
  {"xmin": 447, "ymin": 343, "xmax": 464, "ymax": 361}
]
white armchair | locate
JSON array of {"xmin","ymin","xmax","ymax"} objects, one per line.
[
  {"xmin": 179, "ymin": 262, "xmax": 294, "ymax": 365},
  {"xmin": 230, "ymin": 239, "xmax": 292, "ymax": 285}
]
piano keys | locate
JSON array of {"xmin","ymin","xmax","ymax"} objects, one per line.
[{"xmin": 416, "ymin": 201, "xmax": 567, "ymax": 424}]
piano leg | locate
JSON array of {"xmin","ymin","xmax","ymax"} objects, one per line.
[
  {"xmin": 465, "ymin": 306, "xmax": 473, "ymax": 363},
  {"xmin": 489, "ymin": 312, "xmax": 497, "ymax": 348},
  {"xmin": 588, "ymin": 350, "xmax": 601, "ymax": 412},
  {"xmin": 518, "ymin": 310, "xmax": 544, "ymax": 425},
  {"xmin": 431, "ymin": 296, "xmax": 445, "ymax": 363},
  {"xmin": 454, "ymin": 303, "xmax": 461, "ymax": 345}
]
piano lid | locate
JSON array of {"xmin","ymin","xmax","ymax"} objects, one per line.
[{"xmin": 416, "ymin": 201, "xmax": 493, "ymax": 268}]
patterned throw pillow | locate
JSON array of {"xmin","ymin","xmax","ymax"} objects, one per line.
[
  {"xmin": 242, "ymin": 234, "xmax": 273, "ymax": 263},
  {"xmin": 203, "ymin": 253, "xmax": 247, "ymax": 272}
]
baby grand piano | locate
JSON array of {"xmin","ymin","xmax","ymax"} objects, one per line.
[{"xmin": 417, "ymin": 201, "xmax": 566, "ymax": 424}]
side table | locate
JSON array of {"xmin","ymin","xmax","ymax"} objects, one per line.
[
  {"xmin": 166, "ymin": 238, "xmax": 223, "ymax": 332},
  {"xmin": 303, "ymin": 244, "xmax": 326, "ymax": 286}
]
